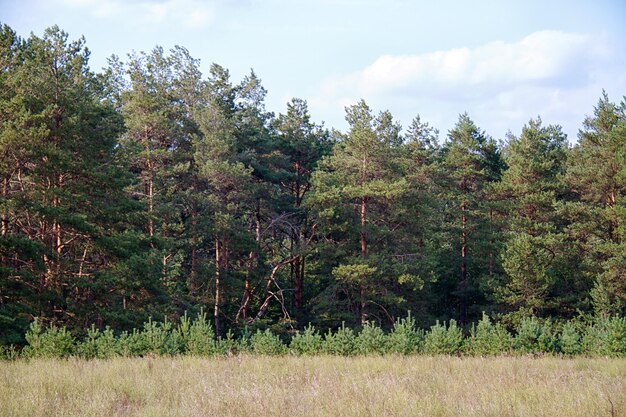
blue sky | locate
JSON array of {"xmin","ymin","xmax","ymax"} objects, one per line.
[{"xmin": 1, "ymin": 0, "xmax": 625, "ymax": 141}]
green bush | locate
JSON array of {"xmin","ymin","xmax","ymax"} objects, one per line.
[
  {"xmin": 251, "ymin": 329, "xmax": 287, "ymax": 355},
  {"xmin": 76, "ymin": 325, "xmax": 118, "ymax": 359},
  {"xmin": 603, "ymin": 316, "xmax": 626, "ymax": 355},
  {"xmin": 140, "ymin": 317, "xmax": 182, "ymax": 356},
  {"xmin": 5, "ymin": 314, "xmax": 623, "ymax": 360},
  {"xmin": 514, "ymin": 317, "xmax": 556, "ymax": 354},
  {"xmin": 290, "ymin": 324, "xmax": 323, "ymax": 355},
  {"xmin": 0, "ymin": 344, "xmax": 19, "ymax": 360},
  {"xmin": 355, "ymin": 322, "xmax": 387, "ymax": 355},
  {"xmin": 423, "ymin": 320, "xmax": 463, "ymax": 355},
  {"xmin": 23, "ymin": 319, "xmax": 75, "ymax": 359},
  {"xmin": 559, "ymin": 321, "xmax": 582, "ymax": 355},
  {"xmin": 323, "ymin": 323, "xmax": 357, "ymax": 356},
  {"xmin": 178, "ymin": 311, "xmax": 216, "ymax": 356},
  {"xmin": 464, "ymin": 313, "xmax": 513, "ymax": 356},
  {"xmin": 582, "ymin": 316, "xmax": 626, "ymax": 356},
  {"xmin": 386, "ymin": 313, "xmax": 424, "ymax": 354},
  {"xmin": 214, "ymin": 329, "xmax": 242, "ymax": 355},
  {"xmin": 117, "ymin": 329, "xmax": 147, "ymax": 357}
]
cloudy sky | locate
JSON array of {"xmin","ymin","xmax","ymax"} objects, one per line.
[{"xmin": 2, "ymin": 0, "xmax": 625, "ymax": 141}]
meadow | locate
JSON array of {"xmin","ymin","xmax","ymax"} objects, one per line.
[{"xmin": 1, "ymin": 355, "xmax": 624, "ymax": 417}]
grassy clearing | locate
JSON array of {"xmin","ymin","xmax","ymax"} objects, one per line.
[{"xmin": 0, "ymin": 355, "xmax": 624, "ymax": 417}]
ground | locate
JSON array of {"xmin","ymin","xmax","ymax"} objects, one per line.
[{"xmin": 1, "ymin": 355, "xmax": 624, "ymax": 416}]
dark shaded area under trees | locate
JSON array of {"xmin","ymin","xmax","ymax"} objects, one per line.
[{"xmin": 1, "ymin": 24, "xmax": 624, "ymax": 345}]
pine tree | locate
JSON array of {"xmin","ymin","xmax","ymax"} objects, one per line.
[
  {"xmin": 439, "ymin": 113, "xmax": 503, "ymax": 324},
  {"xmin": 566, "ymin": 92, "xmax": 626, "ymax": 316},
  {"xmin": 309, "ymin": 100, "xmax": 411, "ymax": 326},
  {"xmin": 493, "ymin": 118, "xmax": 571, "ymax": 322},
  {"xmin": 193, "ymin": 64, "xmax": 260, "ymax": 335},
  {"xmin": 0, "ymin": 26, "xmax": 134, "ymax": 340},
  {"xmin": 395, "ymin": 115, "xmax": 445, "ymax": 323},
  {"xmin": 272, "ymin": 98, "xmax": 331, "ymax": 314}
]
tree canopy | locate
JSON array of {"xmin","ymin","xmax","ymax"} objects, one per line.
[{"xmin": 0, "ymin": 24, "xmax": 624, "ymax": 344}]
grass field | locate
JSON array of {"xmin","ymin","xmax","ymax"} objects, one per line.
[{"xmin": 1, "ymin": 355, "xmax": 624, "ymax": 416}]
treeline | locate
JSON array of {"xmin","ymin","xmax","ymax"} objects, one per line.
[
  {"xmin": 4, "ymin": 313, "xmax": 625, "ymax": 359},
  {"xmin": 0, "ymin": 24, "xmax": 625, "ymax": 345}
]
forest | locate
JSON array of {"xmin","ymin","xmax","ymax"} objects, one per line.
[{"xmin": 0, "ymin": 24, "xmax": 625, "ymax": 347}]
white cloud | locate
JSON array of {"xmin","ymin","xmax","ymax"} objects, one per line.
[
  {"xmin": 326, "ymin": 31, "xmax": 598, "ymax": 98},
  {"xmin": 57, "ymin": 0, "xmax": 215, "ymax": 28},
  {"xmin": 308, "ymin": 30, "xmax": 625, "ymax": 141}
]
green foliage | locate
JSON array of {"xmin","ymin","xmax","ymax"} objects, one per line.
[
  {"xmin": 4, "ymin": 314, "xmax": 626, "ymax": 359},
  {"xmin": 139, "ymin": 317, "xmax": 182, "ymax": 356},
  {"xmin": 178, "ymin": 311, "xmax": 216, "ymax": 356},
  {"xmin": 464, "ymin": 313, "xmax": 513, "ymax": 355},
  {"xmin": 323, "ymin": 323, "xmax": 357, "ymax": 356},
  {"xmin": 76, "ymin": 326, "xmax": 118, "ymax": 359},
  {"xmin": 559, "ymin": 321, "xmax": 582, "ymax": 355},
  {"xmin": 567, "ymin": 92, "xmax": 626, "ymax": 317},
  {"xmin": 386, "ymin": 313, "xmax": 424, "ymax": 354},
  {"xmin": 116, "ymin": 329, "xmax": 146, "ymax": 357},
  {"xmin": 603, "ymin": 316, "xmax": 626, "ymax": 355},
  {"xmin": 513, "ymin": 317, "xmax": 557, "ymax": 354},
  {"xmin": 582, "ymin": 316, "xmax": 626, "ymax": 356},
  {"xmin": 355, "ymin": 322, "xmax": 387, "ymax": 355},
  {"xmin": 23, "ymin": 320, "xmax": 75, "ymax": 359},
  {"xmin": 290, "ymin": 324, "xmax": 324, "ymax": 355},
  {"xmin": 0, "ymin": 344, "xmax": 20, "ymax": 360},
  {"xmin": 214, "ymin": 329, "xmax": 243, "ymax": 356},
  {"xmin": 493, "ymin": 118, "xmax": 573, "ymax": 320},
  {"xmin": 423, "ymin": 320, "xmax": 463, "ymax": 355},
  {"xmin": 0, "ymin": 21, "xmax": 625, "ymax": 354},
  {"xmin": 250, "ymin": 329, "xmax": 287, "ymax": 355},
  {"xmin": 114, "ymin": 317, "xmax": 182, "ymax": 357}
]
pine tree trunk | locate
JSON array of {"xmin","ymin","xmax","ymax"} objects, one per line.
[
  {"xmin": 460, "ymin": 202, "xmax": 468, "ymax": 325},
  {"xmin": 293, "ymin": 164, "xmax": 306, "ymax": 310},
  {"xmin": 359, "ymin": 195, "xmax": 368, "ymax": 324},
  {"xmin": 55, "ymin": 174, "xmax": 63, "ymax": 258},
  {"xmin": 239, "ymin": 201, "xmax": 261, "ymax": 322},
  {"xmin": 144, "ymin": 126, "xmax": 155, "ymax": 240},
  {"xmin": 148, "ymin": 177, "xmax": 154, "ymax": 238},
  {"xmin": 297, "ymin": 253, "xmax": 305, "ymax": 309},
  {"xmin": 488, "ymin": 208, "xmax": 494, "ymax": 277},
  {"xmin": 214, "ymin": 236, "xmax": 222, "ymax": 338},
  {"xmin": 360, "ymin": 284, "xmax": 367, "ymax": 325},
  {"xmin": 289, "ymin": 237, "xmax": 295, "ymax": 309},
  {"xmin": 189, "ymin": 203, "xmax": 198, "ymax": 295},
  {"xmin": 1, "ymin": 177, "xmax": 7, "ymax": 237},
  {"xmin": 294, "ymin": 254, "xmax": 302, "ymax": 309},
  {"xmin": 360, "ymin": 196, "xmax": 367, "ymax": 257}
]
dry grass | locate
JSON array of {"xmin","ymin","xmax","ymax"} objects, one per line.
[{"xmin": 0, "ymin": 355, "xmax": 624, "ymax": 416}]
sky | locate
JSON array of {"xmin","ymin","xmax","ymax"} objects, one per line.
[{"xmin": 1, "ymin": 0, "xmax": 625, "ymax": 142}]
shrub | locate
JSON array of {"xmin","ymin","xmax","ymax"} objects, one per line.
[
  {"xmin": 464, "ymin": 313, "xmax": 512, "ymax": 356},
  {"xmin": 22, "ymin": 319, "xmax": 75, "ymax": 359},
  {"xmin": 140, "ymin": 317, "xmax": 182, "ymax": 356},
  {"xmin": 355, "ymin": 322, "xmax": 387, "ymax": 355},
  {"xmin": 251, "ymin": 329, "xmax": 287, "ymax": 355},
  {"xmin": 214, "ymin": 329, "xmax": 241, "ymax": 355},
  {"xmin": 559, "ymin": 321, "xmax": 582, "ymax": 355},
  {"xmin": 603, "ymin": 316, "xmax": 626, "ymax": 355},
  {"xmin": 323, "ymin": 323, "xmax": 357, "ymax": 356},
  {"xmin": 290, "ymin": 324, "xmax": 323, "ymax": 355},
  {"xmin": 582, "ymin": 316, "xmax": 626, "ymax": 356},
  {"xmin": 0, "ymin": 344, "xmax": 19, "ymax": 360},
  {"xmin": 386, "ymin": 312, "xmax": 424, "ymax": 354},
  {"xmin": 514, "ymin": 317, "xmax": 556, "ymax": 354},
  {"xmin": 117, "ymin": 329, "xmax": 147, "ymax": 357},
  {"xmin": 77, "ymin": 325, "xmax": 118, "ymax": 359},
  {"xmin": 423, "ymin": 320, "xmax": 463, "ymax": 355},
  {"xmin": 179, "ymin": 311, "xmax": 216, "ymax": 356}
]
